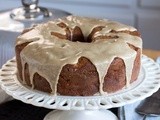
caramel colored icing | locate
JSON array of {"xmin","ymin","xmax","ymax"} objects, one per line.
[{"xmin": 16, "ymin": 16, "xmax": 142, "ymax": 95}]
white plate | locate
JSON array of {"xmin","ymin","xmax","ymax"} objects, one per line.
[{"xmin": 0, "ymin": 55, "xmax": 160, "ymax": 110}]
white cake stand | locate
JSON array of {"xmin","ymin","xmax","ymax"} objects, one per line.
[{"xmin": 0, "ymin": 55, "xmax": 160, "ymax": 120}]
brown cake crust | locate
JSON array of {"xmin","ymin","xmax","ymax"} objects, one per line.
[
  {"xmin": 15, "ymin": 17, "xmax": 142, "ymax": 96},
  {"xmin": 15, "ymin": 40, "xmax": 141, "ymax": 96}
]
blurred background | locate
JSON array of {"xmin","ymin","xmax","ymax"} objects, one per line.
[
  {"xmin": 41, "ymin": 0, "xmax": 160, "ymax": 50},
  {"xmin": 42, "ymin": 0, "xmax": 160, "ymax": 51},
  {"xmin": 0, "ymin": 0, "xmax": 160, "ymax": 50}
]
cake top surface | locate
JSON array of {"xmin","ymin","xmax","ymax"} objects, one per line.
[
  {"xmin": 16, "ymin": 15, "xmax": 142, "ymax": 95},
  {"xmin": 16, "ymin": 15, "xmax": 139, "ymax": 45}
]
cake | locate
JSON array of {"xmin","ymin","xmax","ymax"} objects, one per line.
[{"xmin": 15, "ymin": 16, "xmax": 142, "ymax": 96}]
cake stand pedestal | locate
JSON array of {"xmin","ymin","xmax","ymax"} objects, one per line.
[
  {"xmin": 44, "ymin": 110, "xmax": 118, "ymax": 120},
  {"xmin": 0, "ymin": 55, "xmax": 160, "ymax": 120}
]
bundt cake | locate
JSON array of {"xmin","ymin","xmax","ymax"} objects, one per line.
[{"xmin": 15, "ymin": 16, "xmax": 142, "ymax": 96}]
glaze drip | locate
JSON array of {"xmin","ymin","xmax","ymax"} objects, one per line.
[{"xmin": 16, "ymin": 16, "xmax": 142, "ymax": 95}]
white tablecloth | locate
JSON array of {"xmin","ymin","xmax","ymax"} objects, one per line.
[
  {"xmin": 0, "ymin": 30, "xmax": 19, "ymax": 103},
  {"xmin": 119, "ymin": 101, "xmax": 160, "ymax": 120},
  {"xmin": 0, "ymin": 30, "xmax": 19, "ymax": 67}
]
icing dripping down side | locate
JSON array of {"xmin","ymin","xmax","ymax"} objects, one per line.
[{"xmin": 16, "ymin": 16, "xmax": 142, "ymax": 95}]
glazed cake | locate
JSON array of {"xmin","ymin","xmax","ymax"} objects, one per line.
[{"xmin": 15, "ymin": 16, "xmax": 142, "ymax": 96}]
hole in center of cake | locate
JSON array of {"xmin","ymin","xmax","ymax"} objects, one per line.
[
  {"xmin": 70, "ymin": 26, "xmax": 97, "ymax": 43},
  {"xmin": 51, "ymin": 26, "xmax": 92, "ymax": 43}
]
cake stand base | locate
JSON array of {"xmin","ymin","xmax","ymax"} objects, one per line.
[{"xmin": 44, "ymin": 110, "xmax": 118, "ymax": 120}]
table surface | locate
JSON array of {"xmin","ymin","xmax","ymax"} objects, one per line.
[{"xmin": 143, "ymin": 49, "xmax": 160, "ymax": 60}]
